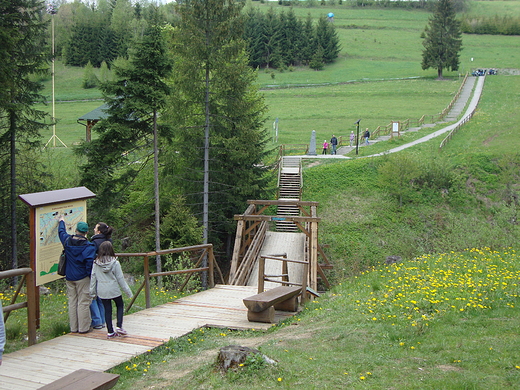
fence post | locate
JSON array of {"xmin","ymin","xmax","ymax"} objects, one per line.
[
  {"xmin": 25, "ymin": 270, "xmax": 37, "ymax": 346},
  {"xmin": 144, "ymin": 255, "xmax": 151, "ymax": 308},
  {"xmin": 257, "ymin": 256, "xmax": 265, "ymax": 294},
  {"xmin": 208, "ymin": 246, "xmax": 215, "ymax": 288}
]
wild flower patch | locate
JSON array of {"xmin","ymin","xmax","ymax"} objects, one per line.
[{"xmin": 354, "ymin": 247, "xmax": 519, "ymax": 334}]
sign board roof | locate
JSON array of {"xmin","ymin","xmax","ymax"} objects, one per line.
[{"xmin": 19, "ymin": 187, "xmax": 96, "ymax": 207}]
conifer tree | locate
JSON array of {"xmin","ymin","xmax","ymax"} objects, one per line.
[
  {"xmin": 164, "ymin": 0, "xmax": 271, "ymax": 256},
  {"xmin": 421, "ymin": 0, "xmax": 463, "ymax": 79},
  {"xmin": 77, "ymin": 21, "xmax": 172, "ymax": 260},
  {"xmin": 0, "ymin": 0, "xmax": 49, "ymax": 270}
]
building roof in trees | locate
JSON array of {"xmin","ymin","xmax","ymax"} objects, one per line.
[{"xmin": 78, "ymin": 104, "xmax": 110, "ymax": 121}]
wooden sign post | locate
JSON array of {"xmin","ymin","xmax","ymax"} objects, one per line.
[{"xmin": 19, "ymin": 187, "xmax": 95, "ymax": 327}]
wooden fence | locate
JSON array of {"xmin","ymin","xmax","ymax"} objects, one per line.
[
  {"xmin": 116, "ymin": 244, "xmax": 224, "ymax": 312},
  {"xmin": 0, "ymin": 268, "xmax": 37, "ymax": 346}
]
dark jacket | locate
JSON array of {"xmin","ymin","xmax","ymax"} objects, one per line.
[
  {"xmin": 58, "ymin": 221, "xmax": 96, "ymax": 281},
  {"xmin": 90, "ymin": 233, "xmax": 112, "ymax": 252}
]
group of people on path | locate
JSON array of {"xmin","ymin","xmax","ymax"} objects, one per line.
[
  {"xmin": 58, "ymin": 218, "xmax": 132, "ymax": 339},
  {"xmin": 321, "ymin": 129, "xmax": 371, "ymax": 154}
]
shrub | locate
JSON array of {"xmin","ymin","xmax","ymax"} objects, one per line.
[{"xmin": 82, "ymin": 61, "xmax": 98, "ymax": 89}]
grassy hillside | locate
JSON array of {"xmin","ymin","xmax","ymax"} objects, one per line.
[
  {"xmin": 107, "ymin": 247, "xmax": 520, "ymax": 389},
  {"xmin": 5, "ymin": 2, "xmax": 520, "ymax": 388}
]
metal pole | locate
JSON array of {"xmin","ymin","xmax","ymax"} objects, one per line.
[{"xmin": 355, "ymin": 119, "xmax": 361, "ymax": 155}]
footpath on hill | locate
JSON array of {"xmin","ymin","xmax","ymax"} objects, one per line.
[{"xmin": 302, "ymin": 75, "xmax": 484, "ymax": 159}]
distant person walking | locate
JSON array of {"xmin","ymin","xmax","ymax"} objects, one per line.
[
  {"xmin": 322, "ymin": 140, "xmax": 329, "ymax": 155},
  {"xmin": 89, "ymin": 222, "xmax": 114, "ymax": 330},
  {"xmin": 330, "ymin": 135, "xmax": 338, "ymax": 155},
  {"xmin": 364, "ymin": 128, "xmax": 370, "ymax": 145},
  {"xmin": 350, "ymin": 131, "xmax": 355, "ymax": 147},
  {"xmin": 90, "ymin": 241, "xmax": 132, "ymax": 339},
  {"xmin": 58, "ymin": 218, "xmax": 97, "ymax": 334}
]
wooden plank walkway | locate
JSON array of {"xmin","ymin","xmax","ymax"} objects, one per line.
[{"xmin": 0, "ymin": 284, "xmax": 297, "ymax": 389}]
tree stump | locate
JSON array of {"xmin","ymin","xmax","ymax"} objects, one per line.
[{"xmin": 216, "ymin": 345, "xmax": 276, "ymax": 373}]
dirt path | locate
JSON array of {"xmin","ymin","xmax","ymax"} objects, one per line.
[{"xmin": 126, "ymin": 324, "xmax": 312, "ymax": 389}]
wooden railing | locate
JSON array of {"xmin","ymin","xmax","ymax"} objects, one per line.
[
  {"xmin": 439, "ymin": 74, "xmax": 483, "ymax": 150},
  {"xmin": 229, "ymin": 221, "xmax": 268, "ymax": 286},
  {"xmin": 279, "ymin": 74, "xmax": 470, "ymax": 153},
  {"xmin": 0, "ymin": 268, "xmax": 37, "ymax": 346},
  {"xmin": 257, "ymin": 255, "xmax": 308, "ymax": 303},
  {"xmin": 117, "ymin": 244, "xmax": 224, "ymax": 312}
]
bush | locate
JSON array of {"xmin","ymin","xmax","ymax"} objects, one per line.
[{"xmin": 82, "ymin": 61, "xmax": 98, "ymax": 89}]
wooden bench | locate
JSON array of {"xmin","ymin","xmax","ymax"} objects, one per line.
[
  {"xmin": 39, "ymin": 369, "xmax": 119, "ymax": 390},
  {"xmin": 243, "ymin": 286, "xmax": 301, "ymax": 323}
]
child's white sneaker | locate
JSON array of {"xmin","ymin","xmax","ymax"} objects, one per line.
[{"xmin": 115, "ymin": 327, "xmax": 127, "ymax": 335}]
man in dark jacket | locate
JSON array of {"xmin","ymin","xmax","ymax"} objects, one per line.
[
  {"xmin": 58, "ymin": 217, "xmax": 97, "ymax": 333},
  {"xmin": 330, "ymin": 135, "xmax": 338, "ymax": 155}
]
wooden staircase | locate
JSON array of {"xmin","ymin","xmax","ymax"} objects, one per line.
[{"xmin": 277, "ymin": 157, "xmax": 302, "ymax": 232}]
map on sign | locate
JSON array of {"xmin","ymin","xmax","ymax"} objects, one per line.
[{"xmin": 35, "ymin": 200, "xmax": 87, "ymax": 285}]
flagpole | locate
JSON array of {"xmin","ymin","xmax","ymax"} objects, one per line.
[{"xmin": 45, "ymin": 3, "xmax": 66, "ymax": 148}]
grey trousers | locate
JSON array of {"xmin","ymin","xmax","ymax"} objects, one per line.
[{"xmin": 66, "ymin": 277, "xmax": 92, "ymax": 333}]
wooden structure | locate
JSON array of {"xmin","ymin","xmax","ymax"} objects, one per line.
[
  {"xmin": 39, "ymin": 369, "xmax": 119, "ymax": 390},
  {"xmin": 242, "ymin": 254, "xmax": 309, "ymax": 323},
  {"xmin": 0, "ymin": 268, "xmax": 37, "ymax": 346},
  {"xmin": 0, "ymin": 285, "xmax": 296, "ymax": 389},
  {"xmin": 19, "ymin": 187, "xmax": 96, "ymax": 330},
  {"xmin": 243, "ymin": 286, "xmax": 301, "ymax": 323},
  {"xmin": 229, "ymin": 199, "xmax": 331, "ymax": 291},
  {"xmin": 77, "ymin": 104, "xmax": 109, "ymax": 142},
  {"xmin": 116, "ymin": 244, "xmax": 225, "ymax": 311}
]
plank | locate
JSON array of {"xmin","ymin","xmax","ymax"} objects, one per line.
[
  {"xmin": 243, "ymin": 286, "xmax": 301, "ymax": 312},
  {"xmin": 39, "ymin": 369, "xmax": 119, "ymax": 390}
]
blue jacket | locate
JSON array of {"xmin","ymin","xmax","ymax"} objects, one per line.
[{"xmin": 58, "ymin": 221, "xmax": 97, "ymax": 281}]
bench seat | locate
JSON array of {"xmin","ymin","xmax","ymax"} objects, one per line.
[{"xmin": 243, "ymin": 286, "xmax": 301, "ymax": 323}]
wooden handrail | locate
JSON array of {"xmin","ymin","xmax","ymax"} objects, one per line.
[
  {"xmin": 257, "ymin": 255, "xmax": 308, "ymax": 304},
  {"xmin": 0, "ymin": 268, "xmax": 37, "ymax": 346},
  {"xmin": 117, "ymin": 244, "xmax": 224, "ymax": 312}
]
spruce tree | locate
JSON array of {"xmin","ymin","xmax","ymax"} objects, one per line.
[
  {"xmin": 421, "ymin": 0, "xmax": 463, "ymax": 79},
  {"xmin": 315, "ymin": 16, "xmax": 340, "ymax": 64},
  {"xmin": 164, "ymin": 0, "xmax": 271, "ymax": 257},
  {"xmin": 0, "ymin": 0, "xmax": 49, "ymax": 270},
  {"xmin": 77, "ymin": 22, "xmax": 172, "ymax": 251}
]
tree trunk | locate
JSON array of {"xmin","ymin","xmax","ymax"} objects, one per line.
[
  {"xmin": 153, "ymin": 109, "xmax": 161, "ymax": 285},
  {"xmin": 10, "ymin": 111, "xmax": 17, "ymax": 271}
]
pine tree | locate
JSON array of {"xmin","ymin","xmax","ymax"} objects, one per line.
[
  {"xmin": 300, "ymin": 13, "xmax": 315, "ymax": 65},
  {"xmin": 0, "ymin": 0, "xmax": 49, "ymax": 270},
  {"xmin": 164, "ymin": 0, "xmax": 271, "ymax": 257},
  {"xmin": 315, "ymin": 16, "xmax": 340, "ymax": 64},
  {"xmin": 421, "ymin": 0, "xmax": 463, "ymax": 79},
  {"xmin": 77, "ymin": 23, "xmax": 172, "ymax": 234}
]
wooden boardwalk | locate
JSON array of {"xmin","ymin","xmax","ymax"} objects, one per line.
[
  {"xmin": 247, "ymin": 231, "xmax": 306, "ymax": 289},
  {"xmin": 0, "ymin": 284, "xmax": 298, "ymax": 390}
]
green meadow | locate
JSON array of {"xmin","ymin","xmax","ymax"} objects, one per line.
[{"xmin": 5, "ymin": 1, "xmax": 520, "ymax": 388}]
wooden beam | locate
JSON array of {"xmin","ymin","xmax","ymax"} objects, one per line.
[
  {"xmin": 246, "ymin": 199, "xmax": 319, "ymax": 206},
  {"xmin": 234, "ymin": 215, "xmax": 320, "ymax": 223}
]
